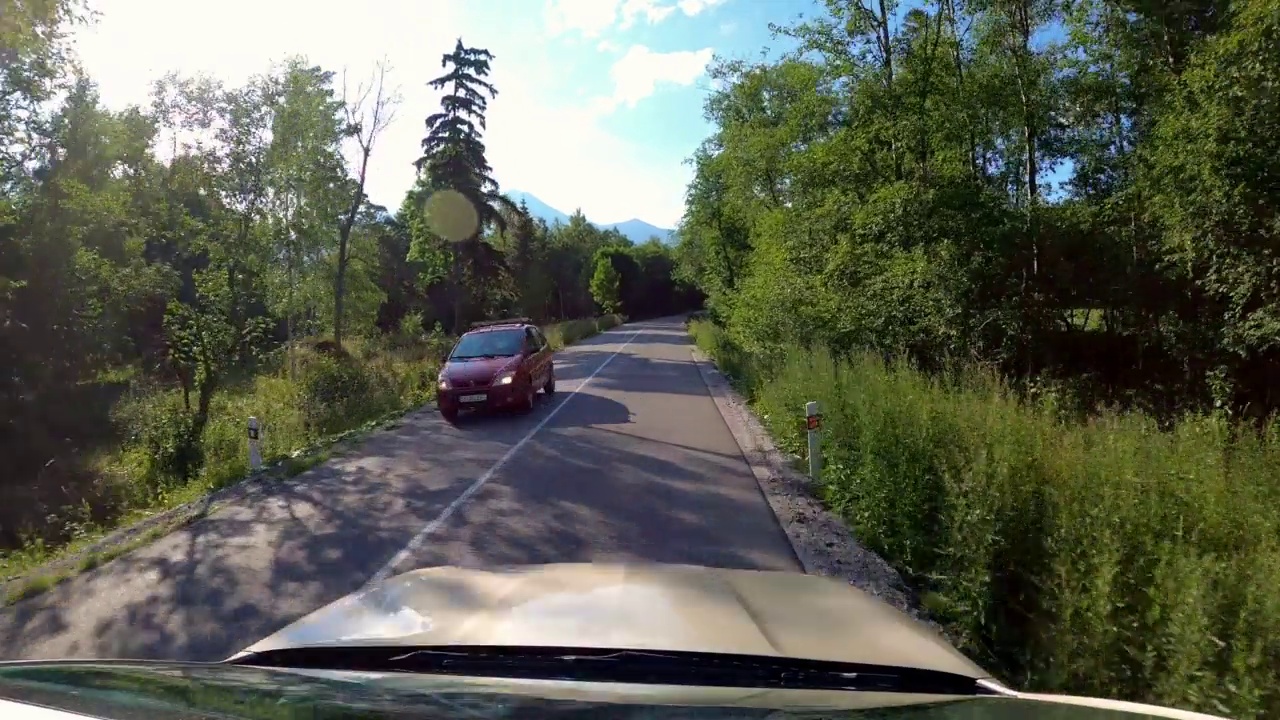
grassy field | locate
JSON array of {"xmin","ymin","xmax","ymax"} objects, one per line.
[
  {"xmin": 0, "ymin": 314, "xmax": 625, "ymax": 591},
  {"xmin": 689, "ymin": 319, "xmax": 1280, "ymax": 719}
]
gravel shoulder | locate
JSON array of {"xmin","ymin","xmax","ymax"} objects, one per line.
[{"xmin": 690, "ymin": 345, "xmax": 942, "ymax": 630}]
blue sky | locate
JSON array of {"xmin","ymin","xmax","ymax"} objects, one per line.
[{"xmin": 73, "ymin": 0, "xmax": 806, "ymax": 229}]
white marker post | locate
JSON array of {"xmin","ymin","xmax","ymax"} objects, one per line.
[
  {"xmin": 805, "ymin": 401, "xmax": 822, "ymax": 483},
  {"xmin": 248, "ymin": 416, "xmax": 262, "ymax": 471}
]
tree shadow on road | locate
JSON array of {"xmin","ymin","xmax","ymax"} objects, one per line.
[
  {"xmin": 0, "ymin": 411, "xmax": 531, "ymax": 663},
  {"xmin": 549, "ymin": 351, "xmax": 713, "ymax": 399},
  {"xmin": 408, "ymin": 424, "xmax": 800, "ymax": 575}
]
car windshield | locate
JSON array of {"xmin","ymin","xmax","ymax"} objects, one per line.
[{"xmin": 450, "ymin": 329, "xmax": 525, "ymax": 359}]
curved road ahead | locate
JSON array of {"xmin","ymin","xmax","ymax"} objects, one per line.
[{"xmin": 0, "ymin": 317, "xmax": 800, "ymax": 662}]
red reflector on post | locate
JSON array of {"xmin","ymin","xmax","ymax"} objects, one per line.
[{"xmin": 806, "ymin": 414, "xmax": 821, "ymax": 431}]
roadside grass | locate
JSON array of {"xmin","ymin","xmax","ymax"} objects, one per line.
[
  {"xmin": 544, "ymin": 314, "xmax": 625, "ymax": 350},
  {"xmin": 688, "ymin": 318, "xmax": 1280, "ymax": 720},
  {"xmin": 0, "ymin": 314, "xmax": 626, "ymax": 604}
]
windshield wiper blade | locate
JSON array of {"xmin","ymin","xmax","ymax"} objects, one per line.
[{"xmin": 228, "ymin": 645, "xmax": 996, "ymax": 696}]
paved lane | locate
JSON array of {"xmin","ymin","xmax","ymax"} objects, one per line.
[
  {"xmin": 0, "ymin": 317, "xmax": 798, "ymax": 662},
  {"xmin": 390, "ymin": 320, "xmax": 800, "ymax": 573}
]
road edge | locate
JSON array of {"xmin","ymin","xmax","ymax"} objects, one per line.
[{"xmin": 689, "ymin": 344, "xmax": 942, "ymax": 629}]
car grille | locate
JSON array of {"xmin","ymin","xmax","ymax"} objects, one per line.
[{"xmin": 452, "ymin": 378, "xmax": 490, "ymax": 389}]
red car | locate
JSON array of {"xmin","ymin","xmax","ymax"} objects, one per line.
[{"xmin": 436, "ymin": 318, "xmax": 556, "ymax": 423}]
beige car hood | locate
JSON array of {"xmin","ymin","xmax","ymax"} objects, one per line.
[
  {"xmin": 236, "ymin": 563, "xmax": 985, "ymax": 679},
  {"xmin": 233, "ymin": 563, "xmax": 1229, "ymax": 719}
]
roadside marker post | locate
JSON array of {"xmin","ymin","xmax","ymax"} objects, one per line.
[
  {"xmin": 248, "ymin": 416, "xmax": 262, "ymax": 471},
  {"xmin": 805, "ymin": 401, "xmax": 822, "ymax": 483}
]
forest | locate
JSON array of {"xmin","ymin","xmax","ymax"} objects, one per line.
[
  {"xmin": 678, "ymin": 0, "xmax": 1279, "ymax": 716},
  {"xmin": 0, "ymin": 4, "xmax": 697, "ymax": 569},
  {"xmin": 680, "ymin": 0, "xmax": 1279, "ymax": 421}
]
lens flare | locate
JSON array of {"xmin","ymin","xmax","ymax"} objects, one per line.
[{"xmin": 423, "ymin": 189, "xmax": 480, "ymax": 242}]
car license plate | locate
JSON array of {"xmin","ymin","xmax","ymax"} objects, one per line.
[{"xmin": 459, "ymin": 394, "xmax": 487, "ymax": 403}]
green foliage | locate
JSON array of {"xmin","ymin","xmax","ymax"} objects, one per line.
[
  {"xmin": 677, "ymin": 0, "xmax": 1280, "ymax": 420},
  {"xmin": 295, "ymin": 352, "xmax": 377, "ymax": 434},
  {"xmin": 589, "ymin": 250, "xmax": 622, "ymax": 314},
  {"xmin": 692, "ymin": 319, "xmax": 1280, "ymax": 718},
  {"xmin": 1140, "ymin": 0, "xmax": 1280, "ymax": 410},
  {"xmin": 116, "ymin": 395, "xmax": 205, "ymax": 492}
]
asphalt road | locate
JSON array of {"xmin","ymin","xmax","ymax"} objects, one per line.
[{"xmin": 0, "ymin": 317, "xmax": 800, "ymax": 662}]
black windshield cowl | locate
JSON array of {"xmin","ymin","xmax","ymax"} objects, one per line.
[{"xmin": 228, "ymin": 645, "xmax": 997, "ymax": 696}]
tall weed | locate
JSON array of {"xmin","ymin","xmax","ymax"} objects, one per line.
[{"xmin": 689, "ymin": 319, "xmax": 1280, "ymax": 719}]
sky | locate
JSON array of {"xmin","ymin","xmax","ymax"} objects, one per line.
[{"xmin": 71, "ymin": 0, "xmax": 807, "ymax": 229}]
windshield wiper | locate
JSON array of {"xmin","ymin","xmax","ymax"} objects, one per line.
[{"xmin": 227, "ymin": 645, "xmax": 997, "ymax": 696}]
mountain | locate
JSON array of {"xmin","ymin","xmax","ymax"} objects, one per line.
[
  {"xmin": 505, "ymin": 190, "xmax": 570, "ymax": 227},
  {"xmin": 505, "ymin": 190, "xmax": 675, "ymax": 244},
  {"xmin": 600, "ymin": 218, "xmax": 674, "ymax": 245}
]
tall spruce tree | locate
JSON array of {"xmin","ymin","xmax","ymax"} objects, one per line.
[
  {"xmin": 412, "ymin": 38, "xmax": 520, "ymax": 326},
  {"xmin": 415, "ymin": 38, "xmax": 518, "ymax": 238}
]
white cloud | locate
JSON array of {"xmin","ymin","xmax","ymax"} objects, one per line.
[
  {"xmin": 676, "ymin": 0, "xmax": 729, "ymax": 16},
  {"xmin": 618, "ymin": 0, "xmax": 676, "ymax": 30},
  {"xmin": 73, "ymin": 0, "xmax": 696, "ymax": 227},
  {"xmin": 545, "ymin": 0, "xmax": 717, "ymax": 37},
  {"xmin": 485, "ymin": 67, "xmax": 689, "ymax": 226},
  {"xmin": 545, "ymin": 0, "xmax": 622, "ymax": 38},
  {"xmin": 589, "ymin": 45, "xmax": 714, "ymax": 115}
]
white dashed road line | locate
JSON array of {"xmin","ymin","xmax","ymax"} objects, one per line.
[{"xmin": 362, "ymin": 327, "xmax": 643, "ymax": 589}]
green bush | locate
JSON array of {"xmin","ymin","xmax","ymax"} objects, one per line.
[
  {"xmin": 689, "ymin": 319, "xmax": 1280, "ymax": 719},
  {"xmin": 295, "ymin": 351, "xmax": 379, "ymax": 435},
  {"xmin": 113, "ymin": 392, "xmax": 204, "ymax": 494},
  {"xmin": 545, "ymin": 314, "xmax": 625, "ymax": 349}
]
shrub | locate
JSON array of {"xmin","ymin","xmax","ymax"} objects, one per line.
[
  {"xmin": 546, "ymin": 314, "xmax": 625, "ymax": 349},
  {"xmin": 295, "ymin": 351, "xmax": 378, "ymax": 435},
  {"xmin": 114, "ymin": 392, "xmax": 204, "ymax": 494}
]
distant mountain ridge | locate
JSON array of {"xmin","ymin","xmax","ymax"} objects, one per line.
[{"xmin": 505, "ymin": 190, "xmax": 674, "ymax": 245}]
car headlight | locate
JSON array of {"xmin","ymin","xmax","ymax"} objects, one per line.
[
  {"xmin": 494, "ymin": 371, "xmax": 515, "ymax": 385},
  {"xmin": 438, "ymin": 374, "xmax": 450, "ymax": 390}
]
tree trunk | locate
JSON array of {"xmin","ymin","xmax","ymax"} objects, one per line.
[
  {"xmin": 334, "ymin": 148, "xmax": 370, "ymax": 349},
  {"xmin": 333, "ymin": 237, "xmax": 349, "ymax": 347}
]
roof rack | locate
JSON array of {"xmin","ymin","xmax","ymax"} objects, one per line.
[{"xmin": 468, "ymin": 317, "xmax": 532, "ymax": 329}]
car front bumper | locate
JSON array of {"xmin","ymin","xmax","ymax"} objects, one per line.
[{"xmin": 437, "ymin": 380, "xmax": 531, "ymax": 413}]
